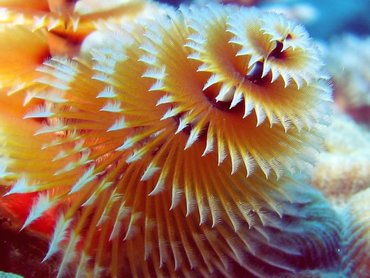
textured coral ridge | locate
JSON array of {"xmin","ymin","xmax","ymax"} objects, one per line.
[
  {"xmin": 342, "ymin": 188, "xmax": 370, "ymax": 277},
  {"xmin": 312, "ymin": 112, "xmax": 370, "ymax": 205},
  {"xmin": 0, "ymin": 3, "xmax": 338, "ymax": 277}
]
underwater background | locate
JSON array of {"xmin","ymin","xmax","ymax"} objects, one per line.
[
  {"xmin": 164, "ymin": 0, "xmax": 370, "ymax": 39},
  {"xmin": 0, "ymin": 0, "xmax": 369, "ymax": 277}
]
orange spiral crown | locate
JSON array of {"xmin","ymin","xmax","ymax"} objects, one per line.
[{"xmin": 0, "ymin": 3, "xmax": 336, "ymax": 277}]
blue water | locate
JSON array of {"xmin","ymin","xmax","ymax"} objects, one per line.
[
  {"xmin": 160, "ymin": 0, "xmax": 370, "ymax": 39},
  {"xmin": 289, "ymin": 0, "xmax": 370, "ymax": 39}
]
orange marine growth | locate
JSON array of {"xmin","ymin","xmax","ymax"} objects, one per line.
[
  {"xmin": 0, "ymin": 0, "xmax": 163, "ymax": 54},
  {"xmin": 0, "ymin": 3, "xmax": 335, "ymax": 278}
]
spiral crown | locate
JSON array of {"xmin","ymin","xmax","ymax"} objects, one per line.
[{"xmin": 0, "ymin": 3, "xmax": 334, "ymax": 277}]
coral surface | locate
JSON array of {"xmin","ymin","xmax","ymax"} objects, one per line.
[
  {"xmin": 312, "ymin": 111, "xmax": 370, "ymax": 206},
  {"xmin": 326, "ymin": 35, "xmax": 370, "ymax": 126},
  {"xmin": 342, "ymin": 187, "xmax": 370, "ymax": 277}
]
